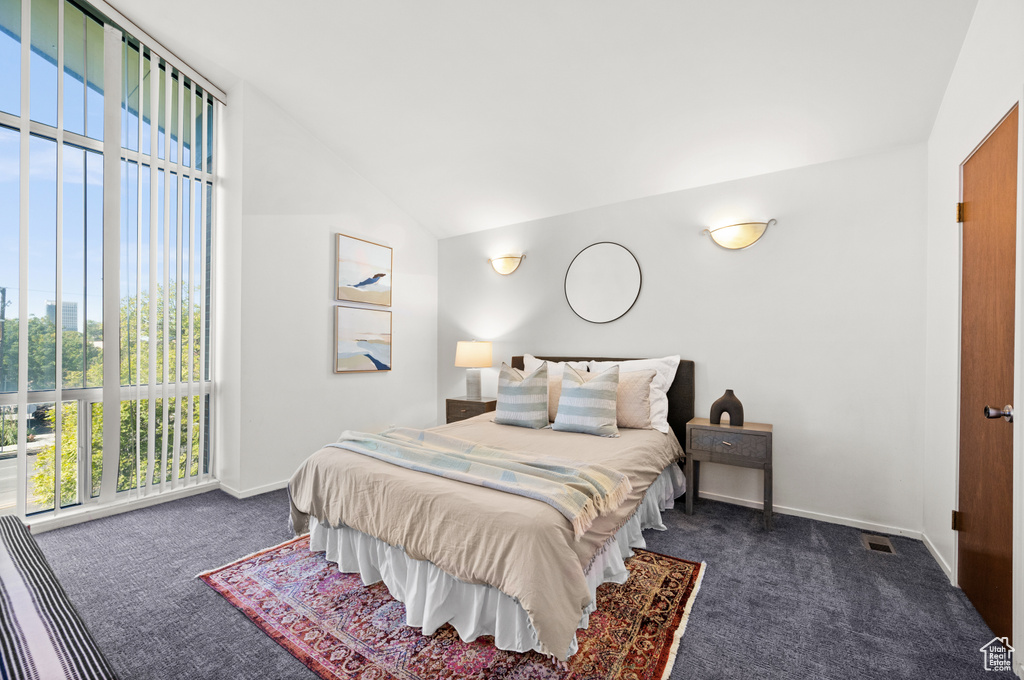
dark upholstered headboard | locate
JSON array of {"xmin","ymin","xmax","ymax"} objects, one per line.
[{"xmin": 510, "ymin": 356, "xmax": 695, "ymax": 440}]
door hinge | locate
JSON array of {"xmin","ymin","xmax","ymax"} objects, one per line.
[
  {"xmin": 956, "ymin": 202, "xmax": 965, "ymax": 223},
  {"xmin": 952, "ymin": 510, "xmax": 963, "ymax": 531}
]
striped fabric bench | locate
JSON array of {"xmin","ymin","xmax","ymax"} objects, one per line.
[{"xmin": 0, "ymin": 515, "xmax": 118, "ymax": 680}]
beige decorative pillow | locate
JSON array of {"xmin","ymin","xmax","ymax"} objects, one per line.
[
  {"xmin": 548, "ymin": 376, "xmax": 563, "ymax": 423},
  {"xmin": 557, "ymin": 368, "xmax": 655, "ymax": 428},
  {"xmin": 589, "ymin": 356, "xmax": 679, "ymax": 433},
  {"xmin": 613, "ymin": 369, "xmax": 656, "ymax": 428}
]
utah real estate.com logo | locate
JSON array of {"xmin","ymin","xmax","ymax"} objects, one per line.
[{"xmin": 980, "ymin": 637, "xmax": 1013, "ymax": 672}]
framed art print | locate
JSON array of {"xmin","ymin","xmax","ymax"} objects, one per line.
[
  {"xmin": 335, "ymin": 306, "xmax": 392, "ymax": 373},
  {"xmin": 336, "ymin": 233, "xmax": 392, "ymax": 306}
]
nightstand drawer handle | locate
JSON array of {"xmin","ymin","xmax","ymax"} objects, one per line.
[
  {"xmin": 720, "ymin": 440, "xmax": 732, "ymax": 447},
  {"xmin": 460, "ymin": 409, "xmax": 467, "ymax": 413}
]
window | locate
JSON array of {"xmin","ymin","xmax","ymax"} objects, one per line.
[{"xmin": 0, "ymin": 0, "xmax": 221, "ymax": 518}]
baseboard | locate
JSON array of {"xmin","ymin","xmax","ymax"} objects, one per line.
[
  {"xmin": 219, "ymin": 479, "xmax": 289, "ymax": 499},
  {"xmin": 28, "ymin": 481, "xmax": 221, "ymax": 534},
  {"xmin": 921, "ymin": 531, "xmax": 955, "ymax": 584},
  {"xmin": 695, "ymin": 490, "xmax": 923, "ymax": 539}
]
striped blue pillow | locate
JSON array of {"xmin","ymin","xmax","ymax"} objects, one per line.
[
  {"xmin": 552, "ymin": 365, "xmax": 620, "ymax": 437},
  {"xmin": 494, "ymin": 362, "xmax": 549, "ymax": 429}
]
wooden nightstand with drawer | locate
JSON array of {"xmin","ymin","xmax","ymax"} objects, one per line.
[
  {"xmin": 684, "ymin": 417, "xmax": 773, "ymax": 530},
  {"xmin": 445, "ymin": 397, "xmax": 497, "ymax": 424}
]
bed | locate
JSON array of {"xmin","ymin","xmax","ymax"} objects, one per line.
[{"xmin": 288, "ymin": 355, "xmax": 695, "ymax": 660}]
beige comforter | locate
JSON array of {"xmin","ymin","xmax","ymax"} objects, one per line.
[{"xmin": 288, "ymin": 414, "xmax": 684, "ymax": 660}]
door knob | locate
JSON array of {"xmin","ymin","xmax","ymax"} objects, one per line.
[{"xmin": 984, "ymin": 404, "xmax": 1014, "ymax": 422}]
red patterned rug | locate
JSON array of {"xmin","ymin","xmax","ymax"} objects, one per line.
[{"xmin": 199, "ymin": 535, "xmax": 704, "ymax": 680}]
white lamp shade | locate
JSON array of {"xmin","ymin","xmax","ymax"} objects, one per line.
[{"xmin": 455, "ymin": 341, "xmax": 492, "ymax": 368}]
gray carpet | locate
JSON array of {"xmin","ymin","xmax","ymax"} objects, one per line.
[
  {"xmin": 645, "ymin": 503, "xmax": 1004, "ymax": 679},
  {"xmin": 33, "ymin": 489, "xmax": 1003, "ymax": 679}
]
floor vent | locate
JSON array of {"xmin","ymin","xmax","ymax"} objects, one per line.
[{"xmin": 860, "ymin": 534, "xmax": 896, "ymax": 554}]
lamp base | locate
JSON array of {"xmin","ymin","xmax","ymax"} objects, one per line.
[{"xmin": 466, "ymin": 368, "xmax": 482, "ymax": 400}]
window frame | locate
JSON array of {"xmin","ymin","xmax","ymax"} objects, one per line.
[{"xmin": 0, "ymin": 0, "xmax": 222, "ymax": 521}]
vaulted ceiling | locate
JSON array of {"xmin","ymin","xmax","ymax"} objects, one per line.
[{"xmin": 113, "ymin": 0, "xmax": 977, "ymax": 238}]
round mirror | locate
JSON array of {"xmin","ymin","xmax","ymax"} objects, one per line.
[{"xmin": 564, "ymin": 242, "xmax": 642, "ymax": 323}]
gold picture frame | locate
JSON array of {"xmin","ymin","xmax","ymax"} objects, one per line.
[
  {"xmin": 335, "ymin": 233, "xmax": 392, "ymax": 307},
  {"xmin": 334, "ymin": 306, "xmax": 392, "ymax": 373}
]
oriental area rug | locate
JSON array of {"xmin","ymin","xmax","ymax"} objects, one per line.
[{"xmin": 199, "ymin": 535, "xmax": 704, "ymax": 680}]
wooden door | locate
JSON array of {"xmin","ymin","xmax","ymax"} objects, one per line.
[{"xmin": 959, "ymin": 104, "xmax": 1018, "ymax": 640}]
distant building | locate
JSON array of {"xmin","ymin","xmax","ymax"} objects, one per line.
[{"xmin": 45, "ymin": 301, "xmax": 78, "ymax": 332}]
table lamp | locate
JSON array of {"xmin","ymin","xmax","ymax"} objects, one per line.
[{"xmin": 455, "ymin": 340, "xmax": 492, "ymax": 400}]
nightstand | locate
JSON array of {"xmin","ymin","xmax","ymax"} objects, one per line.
[
  {"xmin": 684, "ymin": 417, "xmax": 773, "ymax": 530},
  {"xmin": 445, "ymin": 397, "xmax": 497, "ymax": 424}
]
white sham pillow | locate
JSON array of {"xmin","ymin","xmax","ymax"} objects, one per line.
[
  {"xmin": 588, "ymin": 355, "xmax": 680, "ymax": 434},
  {"xmin": 522, "ymin": 354, "xmax": 588, "ymax": 380}
]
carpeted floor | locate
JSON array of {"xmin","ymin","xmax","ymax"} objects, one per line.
[{"xmin": 34, "ymin": 489, "xmax": 1001, "ymax": 679}]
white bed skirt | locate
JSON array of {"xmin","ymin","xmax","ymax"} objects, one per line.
[{"xmin": 308, "ymin": 463, "xmax": 686, "ymax": 658}]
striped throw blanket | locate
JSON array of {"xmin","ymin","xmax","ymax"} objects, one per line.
[
  {"xmin": 0, "ymin": 515, "xmax": 118, "ymax": 680},
  {"xmin": 328, "ymin": 428, "xmax": 632, "ymax": 539}
]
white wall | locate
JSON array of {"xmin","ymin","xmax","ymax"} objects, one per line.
[
  {"xmin": 921, "ymin": 1, "xmax": 1024, "ymax": 667},
  {"xmin": 438, "ymin": 145, "xmax": 928, "ymax": 535},
  {"xmin": 214, "ymin": 83, "xmax": 245, "ymax": 493},
  {"xmin": 216, "ymin": 82, "xmax": 438, "ymax": 496},
  {"xmin": 922, "ymin": 0, "xmax": 1024, "ymax": 578}
]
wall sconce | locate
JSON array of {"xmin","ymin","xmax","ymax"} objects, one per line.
[
  {"xmin": 488, "ymin": 254, "xmax": 524, "ymax": 275},
  {"xmin": 703, "ymin": 219, "xmax": 776, "ymax": 250},
  {"xmin": 455, "ymin": 340, "xmax": 492, "ymax": 400}
]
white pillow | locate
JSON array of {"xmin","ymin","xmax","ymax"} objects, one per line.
[
  {"xmin": 522, "ymin": 354, "xmax": 588, "ymax": 379},
  {"xmin": 588, "ymin": 356, "xmax": 680, "ymax": 434}
]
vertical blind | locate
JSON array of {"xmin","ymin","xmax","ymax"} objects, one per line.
[{"xmin": 0, "ymin": 0, "xmax": 222, "ymax": 519}]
